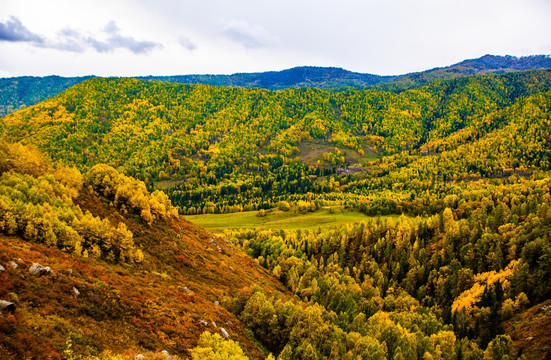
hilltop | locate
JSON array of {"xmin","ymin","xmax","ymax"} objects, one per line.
[{"xmin": 373, "ymin": 54, "xmax": 551, "ymax": 91}]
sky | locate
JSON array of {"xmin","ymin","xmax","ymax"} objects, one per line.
[{"xmin": 1, "ymin": 0, "xmax": 550, "ymax": 77}]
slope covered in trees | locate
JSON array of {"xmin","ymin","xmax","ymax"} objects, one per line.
[
  {"xmin": 372, "ymin": 54, "xmax": 551, "ymax": 91},
  {"xmin": 0, "ymin": 141, "xmax": 288, "ymax": 359},
  {"xmin": 2, "ymin": 69, "xmax": 551, "ymax": 216},
  {"xmin": 2, "ymin": 66, "xmax": 551, "ymax": 359},
  {"xmin": 0, "ymin": 75, "xmax": 93, "ymax": 117}
]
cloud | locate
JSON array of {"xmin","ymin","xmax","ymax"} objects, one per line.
[
  {"xmin": 0, "ymin": 17, "xmax": 161, "ymax": 54},
  {"xmin": 221, "ymin": 19, "xmax": 277, "ymax": 49},
  {"xmin": 0, "ymin": 17, "xmax": 44, "ymax": 43},
  {"xmin": 85, "ymin": 21, "xmax": 162, "ymax": 54},
  {"xmin": 50, "ymin": 28, "xmax": 86, "ymax": 52},
  {"xmin": 178, "ymin": 36, "xmax": 197, "ymax": 51}
]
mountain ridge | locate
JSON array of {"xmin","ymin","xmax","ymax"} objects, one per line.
[{"xmin": 1, "ymin": 54, "xmax": 550, "ymax": 117}]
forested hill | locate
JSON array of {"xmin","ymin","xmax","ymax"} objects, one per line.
[
  {"xmin": 372, "ymin": 54, "xmax": 551, "ymax": 91},
  {"xmin": 1, "ymin": 54, "xmax": 550, "ymax": 117},
  {"xmin": 0, "ymin": 75, "xmax": 93, "ymax": 117},
  {"xmin": 2, "ymin": 68, "xmax": 551, "ymax": 215},
  {"xmin": 3, "ymin": 67, "xmax": 551, "ymax": 358},
  {"xmin": 138, "ymin": 66, "xmax": 395, "ymax": 90},
  {"xmin": 0, "ymin": 140, "xmax": 288, "ymax": 359}
]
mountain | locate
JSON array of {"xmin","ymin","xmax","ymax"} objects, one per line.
[
  {"xmin": 2, "ymin": 67, "xmax": 551, "ymax": 359},
  {"xmin": 0, "ymin": 75, "xmax": 93, "ymax": 117},
  {"xmin": 373, "ymin": 54, "xmax": 551, "ymax": 91},
  {"xmin": 3, "ymin": 69, "xmax": 551, "ymax": 214},
  {"xmin": 138, "ymin": 66, "xmax": 395, "ymax": 90},
  {"xmin": 1, "ymin": 55, "xmax": 550, "ymax": 117}
]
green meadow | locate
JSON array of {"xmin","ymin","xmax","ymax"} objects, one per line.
[{"xmin": 184, "ymin": 206, "xmax": 400, "ymax": 233}]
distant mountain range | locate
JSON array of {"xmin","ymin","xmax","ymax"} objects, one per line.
[{"xmin": 1, "ymin": 54, "xmax": 550, "ymax": 116}]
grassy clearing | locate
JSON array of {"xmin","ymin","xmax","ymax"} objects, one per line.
[
  {"xmin": 295, "ymin": 140, "xmax": 378, "ymax": 168},
  {"xmin": 154, "ymin": 179, "xmax": 186, "ymax": 189},
  {"xmin": 184, "ymin": 206, "xmax": 400, "ymax": 233}
]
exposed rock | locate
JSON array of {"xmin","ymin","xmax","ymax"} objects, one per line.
[
  {"xmin": 162, "ymin": 350, "xmax": 173, "ymax": 360},
  {"xmin": 214, "ymin": 300, "xmax": 220, "ymax": 306},
  {"xmin": 183, "ymin": 286, "xmax": 191, "ymax": 294},
  {"xmin": 211, "ymin": 320, "xmax": 217, "ymax": 328},
  {"xmin": 73, "ymin": 287, "xmax": 80, "ymax": 298},
  {"xmin": 337, "ymin": 165, "xmax": 363, "ymax": 175},
  {"xmin": 135, "ymin": 355, "xmax": 146, "ymax": 360},
  {"xmin": 9, "ymin": 261, "xmax": 18, "ymax": 269},
  {"xmin": 29, "ymin": 263, "xmax": 53, "ymax": 276},
  {"xmin": 199, "ymin": 319, "xmax": 208, "ymax": 327},
  {"xmin": 220, "ymin": 327, "xmax": 230, "ymax": 339},
  {"xmin": 0, "ymin": 264, "xmax": 5, "ymax": 272},
  {"xmin": 525, "ymin": 336, "xmax": 534, "ymax": 341},
  {"xmin": 0, "ymin": 300, "xmax": 15, "ymax": 312}
]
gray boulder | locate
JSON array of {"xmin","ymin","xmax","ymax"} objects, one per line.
[
  {"xmin": 9, "ymin": 261, "xmax": 18, "ymax": 269},
  {"xmin": 162, "ymin": 350, "xmax": 173, "ymax": 360},
  {"xmin": 29, "ymin": 263, "xmax": 53, "ymax": 276},
  {"xmin": 0, "ymin": 300, "xmax": 15, "ymax": 312},
  {"xmin": 0, "ymin": 264, "xmax": 5, "ymax": 272},
  {"xmin": 220, "ymin": 327, "xmax": 230, "ymax": 339}
]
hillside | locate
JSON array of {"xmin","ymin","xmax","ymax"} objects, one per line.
[
  {"xmin": 373, "ymin": 54, "xmax": 551, "ymax": 91},
  {"xmin": 138, "ymin": 66, "xmax": 394, "ymax": 90},
  {"xmin": 0, "ymin": 141, "xmax": 287, "ymax": 359},
  {"xmin": 2, "ymin": 68, "xmax": 551, "ymax": 359},
  {"xmin": 2, "ymin": 69, "xmax": 551, "ymax": 215},
  {"xmin": 1, "ymin": 55, "xmax": 549, "ymax": 117},
  {"xmin": 0, "ymin": 76, "xmax": 93, "ymax": 117}
]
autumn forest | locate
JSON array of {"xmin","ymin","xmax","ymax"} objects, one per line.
[{"xmin": 1, "ymin": 59, "xmax": 551, "ymax": 359}]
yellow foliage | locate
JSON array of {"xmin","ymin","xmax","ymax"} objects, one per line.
[
  {"xmin": 189, "ymin": 332, "xmax": 249, "ymax": 360},
  {"xmin": 452, "ymin": 260, "xmax": 520, "ymax": 314}
]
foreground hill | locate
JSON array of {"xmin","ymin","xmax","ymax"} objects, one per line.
[
  {"xmin": 1, "ymin": 55, "xmax": 549, "ymax": 117},
  {"xmin": 0, "ymin": 141, "xmax": 286, "ymax": 359}
]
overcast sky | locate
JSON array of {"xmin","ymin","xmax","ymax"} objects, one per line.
[{"xmin": 1, "ymin": 0, "xmax": 550, "ymax": 77}]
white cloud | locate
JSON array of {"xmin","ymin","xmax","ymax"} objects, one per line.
[
  {"xmin": 178, "ymin": 36, "xmax": 197, "ymax": 51},
  {"xmin": 0, "ymin": 16, "xmax": 44, "ymax": 43},
  {"xmin": 221, "ymin": 19, "xmax": 278, "ymax": 49},
  {"xmin": 0, "ymin": 17, "xmax": 162, "ymax": 55}
]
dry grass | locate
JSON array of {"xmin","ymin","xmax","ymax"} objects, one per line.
[{"xmin": 504, "ymin": 299, "xmax": 551, "ymax": 359}]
